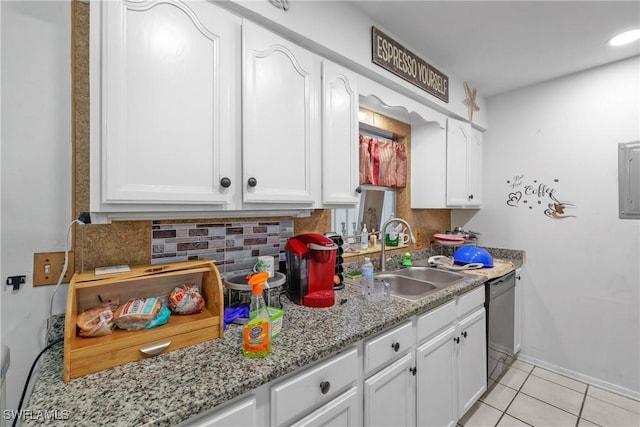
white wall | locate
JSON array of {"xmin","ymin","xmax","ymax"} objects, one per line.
[
  {"xmin": 453, "ymin": 56, "xmax": 640, "ymax": 397},
  {"xmin": 0, "ymin": 0, "xmax": 71, "ymax": 412}
]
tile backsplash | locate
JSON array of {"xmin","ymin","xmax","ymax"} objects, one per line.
[{"xmin": 151, "ymin": 220, "xmax": 294, "ymax": 275}]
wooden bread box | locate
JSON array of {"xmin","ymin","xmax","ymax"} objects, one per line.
[{"xmin": 64, "ymin": 260, "xmax": 224, "ymax": 382}]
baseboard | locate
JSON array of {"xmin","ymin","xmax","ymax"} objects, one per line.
[{"xmin": 517, "ymin": 353, "xmax": 640, "ymax": 401}]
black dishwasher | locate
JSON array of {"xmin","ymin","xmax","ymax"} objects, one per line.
[{"xmin": 484, "ymin": 271, "xmax": 518, "ymax": 383}]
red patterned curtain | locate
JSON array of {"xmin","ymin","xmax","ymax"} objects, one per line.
[{"xmin": 359, "ymin": 135, "xmax": 407, "ymax": 187}]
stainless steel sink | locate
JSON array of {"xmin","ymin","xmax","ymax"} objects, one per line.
[
  {"xmin": 391, "ymin": 266, "xmax": 465, "ymax": 284},
  {"xmin": 376, "ymin": 267, "xmax": 466, "ymax": 301}
]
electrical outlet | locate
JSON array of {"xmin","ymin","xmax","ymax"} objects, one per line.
[{"xmin": 33, "ymin": 251, "xmax": 75, "ymax": 286}]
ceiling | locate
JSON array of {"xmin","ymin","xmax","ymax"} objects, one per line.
[{"xmin": 350, "ymin": 1, "xmax": 640, "ymax": 97}]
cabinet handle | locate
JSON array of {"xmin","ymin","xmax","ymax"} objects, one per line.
[
  {"xmin": 356, "ymin": 186, "xmax": 362, "ymax": 194},
  {"xmin": 391, "ymin": 342, "xmax": 400, "ymax": 352},
  {"xmin": 139, "ymin": 341, "xmax": 171, "ymax": 356},
  {"xmin": 461, "ymin": 331, "xmax": 468, "ymax": 338},
  {"xmin": 453, "ymin": 337, "xmax": 460, "ymax": 344},
  {"xmin": 319, "ymin": 381, "xmax": 331, "ymax": 395},
  {"xmin": 220, "ymin": 177, "xmax": 231, "ymax": 188},
  {"xmin": 247, "ymin": 177, "xmax": 257, "ymax": 187}
]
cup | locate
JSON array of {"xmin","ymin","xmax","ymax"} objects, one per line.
[
  {"xmin": 399, "ymin": 232, "xmax": 410, "ymax": 245},
  {"xmin": 385, "ymin": 232, "xmax": 399, "ymax": 247},
  {"xmin": 253, "ymin": 256, "xmax": 275, "ymax": 278},
  {"xmin": 365, "ymin": 279, "xmax": 390, "ymax": 303}
]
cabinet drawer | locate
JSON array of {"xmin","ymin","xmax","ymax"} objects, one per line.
[
  {"xmin": 416, "ymin": 300, "xmax": 455, "ymax": 343},
  {"xmin": 68, "ymin": 314, "xmax": 218, "ymax": 380},
  {"xmin": 456, "ymin": 286, "xmax": 485, "ymax": 318},
  {"xmin": 271, "ymin": 347, "xmax": 358, "ymax": 427},
  {"xmin": 364, "ymin": 321, "xmax": 413, "ymax": 375}
]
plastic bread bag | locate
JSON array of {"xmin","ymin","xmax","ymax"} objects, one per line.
[
  {"xmin": 168, "ymin": 284, "xmax": 205, "ymax": 315},
  {"xmin": 114, "ymin": 297, "xmax": 162, "ymax": 331},
  {"xmin": 77, "ymin": 305, "xmax": 117, "ymax": 337},
  {"xmin": 145, "ymin": 304, "xmax": 171, "ymax": 329}
]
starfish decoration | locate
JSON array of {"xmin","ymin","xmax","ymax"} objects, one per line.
[{"xmin": 462, "ymin": 81, "xmax": 480, "ymax": 121}]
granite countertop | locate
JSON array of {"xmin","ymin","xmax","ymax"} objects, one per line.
[{"xmin": 24, "ymin": 249, "xmax": 523, "ymax": 427}]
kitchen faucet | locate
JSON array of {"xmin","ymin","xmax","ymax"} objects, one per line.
[{"xmin": 380, "ymin": 217, "xmax": 416, "ymax": 271}]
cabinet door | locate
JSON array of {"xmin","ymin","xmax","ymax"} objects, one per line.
[
  {"xmin": 446, "ymin": 119, "xmax": 482, "ymax": 207},
  {"xmin": 94, "ymin": 0, "xmax": 240, "ymax": 205},
  {"xmin": 183, "ymin": 396, "xmax": 256, "ymax": 427},
  {"xmin": 457, "ymin": 307, "xmax": 487, "ymax": 417},
  {"xmin": 364, "ymin": 353, "xmax": 415, "ymax": 427},
  {"xmin": 243, "ymin": 21, "xmax": 321, "ymax": 204},
  {"xmin": 466, "ymin": 129, "xmax": 483, "ymax": 206},
  {"xmin": 410, "ymin": 120, "xmax": 447, "ymax": 208},
  {"xmin": 514, "ymin": 268, "xmax": 522, "ymax": 354},
  {"xmin": 322, "ymin": 60, "xmax": 359, "ymax": 206},
  {"xmin": 416, "ymin": 326, "xmax": 457, "ymax": 427},
  {"xmin": 292, "ymin": 387, "xmax": 360, "ymax": 427},
  {"xmin": 446, "ymin": 119, "xmax": 471, "ymax": 206}
]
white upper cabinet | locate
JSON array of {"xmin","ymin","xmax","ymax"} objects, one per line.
[
  {"xmin": 410, "ymin": 119, "xmax": 448, "ymax": 208},
  {"xmin": 242, "ymin": 21, "xmax": 321, "ymax": 205},
  {"xmin": 446, "ymin": 119, "xmax": 483, "ymax": 207},
  {"xmin": 321, "ymin": 60, "xmax": 360, "ymax": 206},
  {"xmin": 90, "ymin": 0, "xmax": 241, "ymax": 210}
]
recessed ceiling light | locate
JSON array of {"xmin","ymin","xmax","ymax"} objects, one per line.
[{"xmin": 608, "ymin": 29, "xmax": 640, "ymax": 47}]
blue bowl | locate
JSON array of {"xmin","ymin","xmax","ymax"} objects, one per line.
[{"xmin": 453, "ymin": 246, "xmax": 494, "ymax": 268}]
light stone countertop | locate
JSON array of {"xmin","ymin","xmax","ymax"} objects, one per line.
[{"xmin": 23, "ymin": 249, "xmax": 523, "ymax": 427}]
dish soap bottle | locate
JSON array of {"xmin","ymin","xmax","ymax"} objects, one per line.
[
  {"xmin": 402, "ymin": 252, "xmax": 413, "ymax": 267},
  {"xmin": 361, "ymin": 224, "xmax": 369, "ymax": 250},
  {"xmin": 243, "ymin": 272, "xmax": 271, "ymax": 358}
]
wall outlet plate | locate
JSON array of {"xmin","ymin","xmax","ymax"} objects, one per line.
[{"xmin": 33, "ymin": 251, "xmax": 75, "ymax": 286}]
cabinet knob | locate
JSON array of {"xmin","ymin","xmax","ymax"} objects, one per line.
[
  {"xmin": 391, "ymin": 342, "xmax": 400, "ymax": 352},
  {"xmin": 356, "ymin": 186, "xmax": 362, "ymax": 194},
  {"xmin": 409, "ymin": 367, "xmax": 417, "ymax": 376},
  {"xmin": 461, "ymin": 331, "xmax": 468, "ymax": 338},
  {"xmin": 468, "ymin": 194, "xmax": 474, "ymax": 200},
  {"xmin": 220, "ymin": 177, "xmax": 231, "ymax": 188},
  {"xmin": 453, "ymin": 337, "xmax": 460, "ymax": 344},
  {"xmin": 247, "ymin": 177, "xmax": 257, "ymax": 187},
  {"xmin": 319, "ymin": 381, "xmax": 331, "ymax": 395}
]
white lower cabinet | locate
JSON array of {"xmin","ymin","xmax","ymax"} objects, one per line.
[
  {"xmin": 514, "ymin": 268, "xmax": 523, "ymax": 354},
  {"xmin": 183, "ymin": 288, "xmax": 487, "ymax": 427},
  {"xmin": 415, "ymin": 286, "xmax": 487, "ymax": 426},
  {"xmin": 291, "ymin": 387, "xmax": 360, "ymax": 427},
  {"xmin": 364, "ymin": 352, "xmax": 415, "ymax": 427},
  {"xmin": 456, "ymin": 306, "xmax": 487, "ymax": 417},
  {"xmin": 416, "ymin": 322, "xmax": 457, "ymax": 427},
  {"xmin": 183, "ymin": 396, "xmax": 257, "ymax": 427},
  {"xmin": 271, "ymin": 347, "xmax": 360, "ymax": 427}
]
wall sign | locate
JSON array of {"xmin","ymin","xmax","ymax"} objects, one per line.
[
  {"xmin": 372, "ymin": 26, "xmax": 449, "ymax": 103},
  {"xmin": 506, "ymin": 175, "xmax": 576, "ymax": 219}
]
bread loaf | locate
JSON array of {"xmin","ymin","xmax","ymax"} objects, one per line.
[
  {"xmin": 77, "ymin": 306, "xmax": 115, "ymax": 337},
  {"xmin": 114, "ymin": 297, "xmax": 162, "ymax": 331}
]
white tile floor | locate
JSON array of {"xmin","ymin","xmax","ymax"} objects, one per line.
[{"xmin": 459, "ymin": 359, "xmax": 640, "ymax": 427}]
